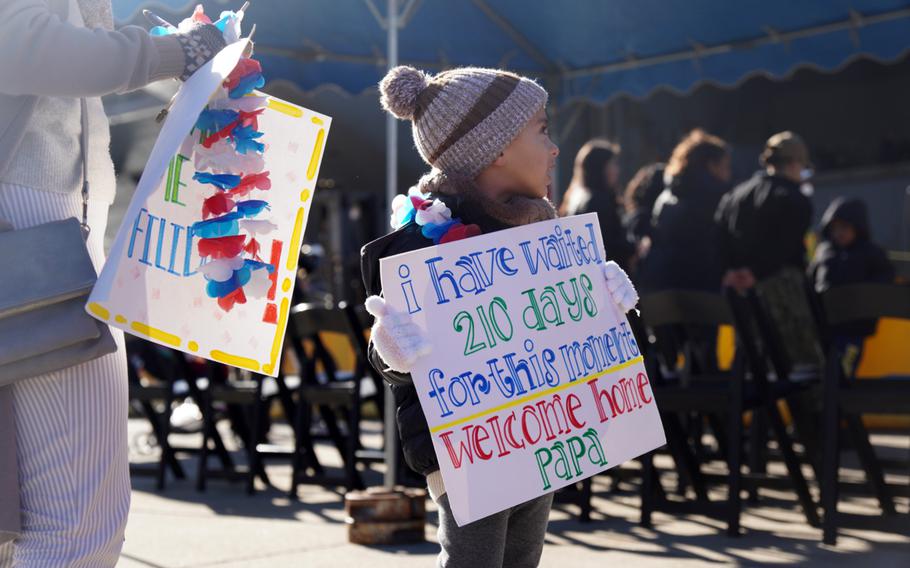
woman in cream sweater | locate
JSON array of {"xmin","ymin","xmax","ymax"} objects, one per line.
[{"xmin": 0, "ymin": 1, "xmax": 225, "ymax": 565}]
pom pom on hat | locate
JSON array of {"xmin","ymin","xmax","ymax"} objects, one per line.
[{"xmin": 380, "ymin": 66, "xmax": 429, "ymax": 120}]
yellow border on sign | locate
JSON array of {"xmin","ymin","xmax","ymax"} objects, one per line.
[
  {"xmin": 306, "ymin": 129, "xmax": 326, "ymax": 180},
  {"xmin": 266, "ymin": 98, "xmax": 303, "ymax": 118},
  {"xmin": 130, "ymin": 321, "xmax": 182, "ymax": 348},
  {"xmin": 262, "ymin": 297, "xmax": 289, "ymax": 375},
  {"xmin": 211, "ymin": 350, "xmax": 261, "ymax": 371},
  {"xmin": 428, "ymin": 355, "xmax": 645, "ymax": 434},
  {"xmin": 88, "ymin": 302, "xmax": 110, "ymax": 320},
  {"xmin": 286, "ymin": 207, "xmax": 306, "ymax": 270}
]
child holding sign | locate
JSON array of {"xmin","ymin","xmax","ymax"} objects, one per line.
[{"xmin": 361, "ymin": 65, "xmax": 639, "ymax": 567}]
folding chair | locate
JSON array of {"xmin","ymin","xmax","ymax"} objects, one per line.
[
  {"xmin": 820, "ymin": 283, "xmax": 910, "ymax": 545},
  {"xmin": 126, "ymin": 338, "xmax": 185, "ymax": 490},
  {"xmin": 286, "ymin": 302, "xmax": 371, "ymax": 496},
  {"xmin": 638, "ymin": 288, "xmax": 821, "ymax": 535},
  {"xmin": 638, "ymin": 289, "xmax": 745, "ymax": 535}
]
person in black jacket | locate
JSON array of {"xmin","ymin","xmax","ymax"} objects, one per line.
[
  {"xmin": 361, "ymin": 65, "xmax": 639, "ymax": 568},
  {"xmin": 622, "ymin": 162, "xmax": 666, "ymax": 262},
  {"xmin": 638, "ymin": 129, "xmax": 730, "ymax": 293},
  {"xmin": 715, "ymin": 131, "xmax": 822, "ymax": 371},
  {"xmin": 558, "ymin": 139, "xmax": 636, "ymax": 270},
  {"xmin": 635, "ymin": 130, "xmax": 730, "ymax": 373},
  {"xmin": 809, "ymin": 197, "xmax": 895, "ymax": 375},
  {"xmin": 715, "ymin": 131, "xmax": 814, "ymax": 289}
]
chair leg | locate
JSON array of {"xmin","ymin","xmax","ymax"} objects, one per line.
[
  {"xmin": 663, "ymin": 413, "xmax": 708, "ymax": 501},
  {"xmin": 707, "ymin": 413, "xmax": 729, "ymax": 460},
  {"xmin": 785, "ymin": 390, "xmax": 824, "ymax": 481},
  {"xmin": 156, "ymin": 399, "xmax": 172, "ymax": 491},
  {"xmin": 640, "ymin": 452, "xmax": 656, "ymax": 529},
  {"xmin": 747, "ymin": 408, "xmax": 768, "ymax": 504},
  {"xmin": 767, "ymin": 403, "xmax": 820, "ymax": 527},
  {"xmin": 727, "ymin": 401, "xmax": 743, "ymax": 536},
  {"xmin": 246, "ymin": 401, "xmax": 262, "ymax": 495},
  {"xmin": 197, "ymin": 392, "xmax": 212, "ymax": 492},
  {"xmin": 289, "ymin": 394, "xmax": 306, "ymax": 499},
  {"xmin": 579, "ymin": 477, "xmax": 593, "ymax": 523},
  {"xmin": 318, "ymin": 404, "xmax": 348, "ymax": 458},
  {"xmin": 821, "ymin": 372, "xmax": 841, "ymax": 545},
  {"xmin": 845, "ymin": 414, "xmax": 896, "ymax": 515}
]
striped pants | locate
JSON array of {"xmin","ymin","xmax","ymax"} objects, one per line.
[{"xmin": 0, "ymin": 184, "xmax": 129, "ymax": 567}]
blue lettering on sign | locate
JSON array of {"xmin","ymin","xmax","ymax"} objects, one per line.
[{"xmin": 127, "ymin": 208, "xmax": 200, "ymax": 277}]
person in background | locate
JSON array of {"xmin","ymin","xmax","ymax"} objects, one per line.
[
  {"xmin": 622, "ymin": 161, "xmax": 665, "ymax": 267},
  {"xmin": 809, "ymin": 197, "xmax": 895, "ymax": 293},
  {"xmin": 809, "ymin": 197, "xmax": 895, "ymax": 375},
  {"xmin": 715, "ymin": 131, "xmax": 821, "ymax": 371},
  {"xmin": 636, "ymin": 130, "xmax": 730, "ymax": 374},
  {"xmin": 559, "ymin": 139, "xmax": 636, "ymax": 270},
  {"xmin": 715, "ymin": 131, "xmax": 814, "ymax": 289},
  {"xmin": 0, "ymin": 1, "xmax": 226, "ymax": 564},
  {"xmin": 637, "ymin": 130, "xmax": 730, "ymax": 293}
]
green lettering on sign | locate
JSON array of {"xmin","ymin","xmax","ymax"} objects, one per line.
[{"xmin": 164, "ymin": 154, "xmax": 189, "ymax": 206}]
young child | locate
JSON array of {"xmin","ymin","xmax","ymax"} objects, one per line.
[
  {"xmin": 809, "ymin": 197, "xmax": 895, "ymax": 375},
  {"xmin": 360, "ymin": 66, "xmax": 639, "ymax": 567},
  {"xmin": 809, "ymin": 197, "xmax": 894, "ymax": 293}
]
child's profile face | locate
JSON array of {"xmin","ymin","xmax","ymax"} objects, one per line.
[
  {"xmin": 829, "ymin": 219, "xmax": 856, "ymax": 247},
  {"xmin": 497, "ymin": 108, "xmax": 559, "ymax": 199}
]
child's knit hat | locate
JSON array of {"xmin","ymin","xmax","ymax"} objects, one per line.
[{"xmin": 380, "ymin": 66, "xmax": 548, "ymax": 179}]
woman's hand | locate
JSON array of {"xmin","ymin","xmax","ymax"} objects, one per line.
[
  {"xmin": 364, "ymin": 296, "xmax": 432, "ymax": 374},
  {"xmin": 171, "ymin": 22, "xmax": 228, "ymax": 81}
]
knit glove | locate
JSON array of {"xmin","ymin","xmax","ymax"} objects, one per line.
[
  {"xmin": 364, "ymin": 295, "xmax": 432, "ymax": 374},
  {"xmin": 173, "ymin": 23, "xmax": 227, "ymax": 81},
  {"xmin": 602, "ymin": 261, "xmax": 639, "ymax": 313}
]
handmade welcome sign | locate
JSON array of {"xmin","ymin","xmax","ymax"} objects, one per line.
[
  {"xmin": 380, "ymin": 213, "xmax": 665, "ymax": 525},
  {"xmin": 87, "ymin": 36, "xmax": 330, "ymax": 377}
]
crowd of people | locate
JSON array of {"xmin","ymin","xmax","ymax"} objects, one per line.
[
  {"xmin": 560, "ymin": 130, "xmax": 895, "ymax": 295},
  {"xmin": 556, "ymin": 129, "xmax": 897, "ymax": 372}
]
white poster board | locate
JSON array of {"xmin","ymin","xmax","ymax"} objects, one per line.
[
  {"xmin": 87, "ymin": 40, "xmax": 330, "ymax": 377},
  {"xmin": 380, "ymin": 213, "xmax": 665, "ymax": 525}
]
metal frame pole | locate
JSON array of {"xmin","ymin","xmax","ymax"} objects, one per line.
[{"xmin": 383, "ymin": 0, "xmax": 400, "ymax": 488}]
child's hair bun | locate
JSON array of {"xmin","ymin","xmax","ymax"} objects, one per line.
[{"xmin": 380, "ymin": 66, "xmax": 429, "ymax": 120}]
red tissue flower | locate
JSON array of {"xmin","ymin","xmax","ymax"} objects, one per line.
[
  {"xmin": 217, "ymin": 287, "xmax": 247, "ymax": 312},
  {"xmin": 229, "ymin": 171, "xmax": 271, "ymax": 197},
  {"xmin": 439, "ymin": 223, "xmax": 482, "ymax": 244},
  {"xmin": 243, "ymin": 237, "xmax": 261, "ymax": 260},
  {"xmin": 198, "ymin": 235, "xmax": 246, "ymax": 259},
  {"xmin": 201, "ymin": 109, "xmax": 264, "ymax": 149},
  {"xmin": 202, "ymin": 192, "xmax": 236, "ymax": 219},
  {"xmin": 224, "ymin": 59, "xmax": 262, "ymax": 91}
]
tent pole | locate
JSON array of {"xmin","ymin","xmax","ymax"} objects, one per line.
[
  {"xmin": 547, "ymin": 77, "xmax": 563, "ymax": 207},
  {"xmin": 383, "ymin": 0, "xmax": 400, "ymax": 489}
]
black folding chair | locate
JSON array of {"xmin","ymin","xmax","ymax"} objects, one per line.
[
  {"xmin": 638, "ymin": 288, "xmax": 821, "ymax": 535},
  {"xmin": 638, "ymin": 289, "xmax": 745, "ymax": 535},
  {"xmin": 196, "ymin": 369, "xmax": 278, "ymax": 495},
  {"xmin": 126, "ymin": 338, "xmax": 185, "ymax": 490},
  {"xmin": 727, "ymin": 288, "xmax": 820, "ymax": 529},
  {"xmin": 286, "ymin": 302, "xmax": 373, "ymax": 495},
  {"xmin": 820, "ymin": 283, "xmax": 910, "ymax": 545}
]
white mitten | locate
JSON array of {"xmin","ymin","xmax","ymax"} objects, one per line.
[
  {"xmin": 364, "ymin": 295, "xmax": 432, "ymax": 374},
  {"xmin": 601, "ymin": 261, "xmax": 639, "ymax": 313}
]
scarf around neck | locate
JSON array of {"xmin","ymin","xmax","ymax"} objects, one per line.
[{"xmin": 417, "ymin": 169, "xmax": 557, "ymax": 230}]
